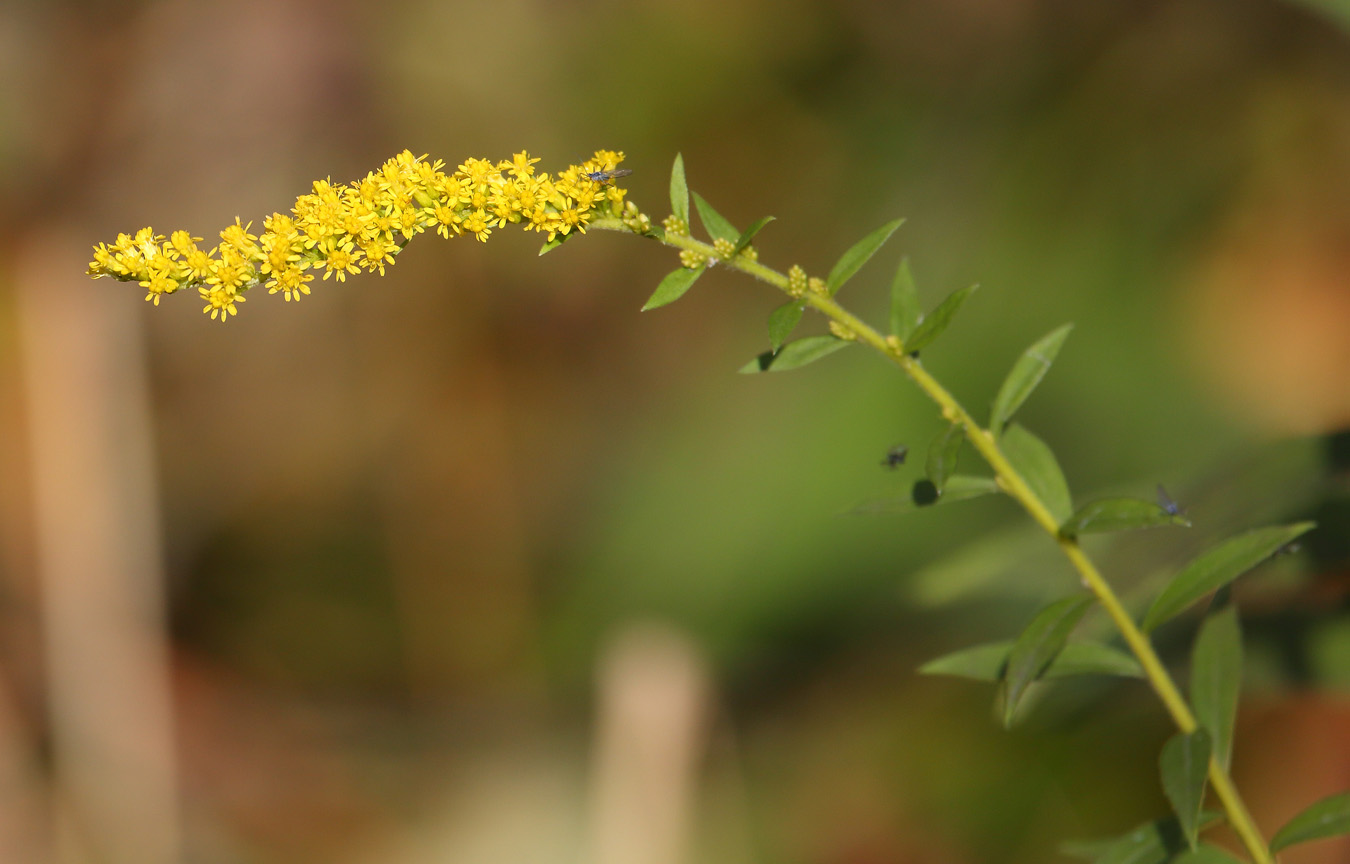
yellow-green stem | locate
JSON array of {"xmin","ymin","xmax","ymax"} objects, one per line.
[{"xmin": 602, "ymin": 221, "xmax": 1274, "ymax": 863}]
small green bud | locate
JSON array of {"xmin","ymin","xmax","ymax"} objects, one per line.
[{"xmin": 679, "ymin": 249, "xmax": 707, "ymax": 269}]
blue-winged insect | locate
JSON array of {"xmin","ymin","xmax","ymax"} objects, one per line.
[
  {"xmin": 1156, "ymin": 484, "xmax": 1187, "ymax": 517},
  {"xmin": 881, "ymin": 445, "xmax": 908, "ymax": 469},
  {"xmin": 583, "ymin": 168, "xmax": 633, "ymax": 184}
]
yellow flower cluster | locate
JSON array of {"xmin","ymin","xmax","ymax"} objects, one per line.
[{"xmin": 88, "ymin": 150, "xmax": 630, "ymax": 321}]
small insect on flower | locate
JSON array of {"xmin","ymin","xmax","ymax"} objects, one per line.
[
  {"xmin": 584, "ymin": 168, "xmax": 634, "ymax": 184},
  {"xmin": 881, "ymin": 445, "xmax": 908, "ymax": 469},
  {"xmin": 1156, "ymin": 484, "xmax": 1187, "ymax": 517}
]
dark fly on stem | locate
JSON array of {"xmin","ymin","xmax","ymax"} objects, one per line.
[{"xmin": 881, "ymin": 445, "xmax": 908, "ymax": 469}]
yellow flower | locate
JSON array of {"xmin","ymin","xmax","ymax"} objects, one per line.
[
  {"xmin": 200, "ymin": 284, "xmax": 244, "ymax": 322},
  {"xmin": 359, "ymin": 235, "xmax": 396, "ymax": 274},
  {"xmin": 271, "ymin": 266, "xmax": 314, "ymax": 302},
  {"xmin": 462, "ymin": 209, "xmax": 492, "ymax": 242},
  {"xmin": 169, "ymin": 230, "xmax": 202, "ymax": 258},
  {"xmin": 140, "ymin": 258, "xmax": 182, "ymax": 305},
  {"xmin": 219, "ymin": 218, "xmax": 261, "ymax": 260},
  {"xmin": 206, "ymin": 247, "xmax": 254, "ymax": 292},
  {"xmin": 505, "ymin": 151, "xmax": 540, "ymax": 178},
  {"xmin": 434, "ymin": 203, "xmax": 462, "ymax": 238},
  {"xmin": 319, "ymin": 237, "xmax": 361, "ymax": 282},
  {"xmin": 182, "ymin": 245, "xmax": 216, "ymax": 281}
]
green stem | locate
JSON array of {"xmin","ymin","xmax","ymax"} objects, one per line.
[{"xmin": 599, "ymin": 219, "xmax": 1274, "ymax": 863}]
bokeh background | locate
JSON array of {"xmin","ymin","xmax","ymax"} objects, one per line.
[{"xmin": 3, "ymin": 1, "xmax": 1350, "ymax": 862}]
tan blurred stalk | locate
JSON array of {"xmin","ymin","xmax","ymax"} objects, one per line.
[
  {"xmin": 0, "ymin": 673, "xmax": 48, "ymax": 864},
  {"xmin": 16, "ymin": 231, "xmax": 178, "ymax": 864},
  {"xmin": 587, "ymin": 623, "xmax": 710, "ymax": 864}
]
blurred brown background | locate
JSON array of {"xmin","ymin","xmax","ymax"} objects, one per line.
[{"xmin": 3, "ymin": 0, "xmax": 1350, "ymax": 862}]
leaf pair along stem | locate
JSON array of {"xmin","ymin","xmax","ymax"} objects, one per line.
[{"xmin": 587, "ymin": 214, "xmax": 1276, "ymax": 864}]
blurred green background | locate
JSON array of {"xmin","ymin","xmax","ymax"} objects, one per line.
[{"xmin": 2, "ymin": 1, "xmax": 1350, "ymax": 862}]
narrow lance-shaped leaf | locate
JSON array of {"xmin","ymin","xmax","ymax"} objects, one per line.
[
  {"xmin": 1060, "ymin": 497, "xmax": 1191, "ymax": 539},
  {"xmin": 1061, "ymin": 813, "xmax": 1222, "ymax": 864},
  {"xmin": 1000, "ymin": 423, "xmax": 1074, "ymax": 524},
  {"xmin": 989, "ymin": 323, "xmax": 1074, "ymax": 434},
  {"xmin": 1191, "ymin": 606, "xmax": 1241, "ymax": 770},
  {"xmin": 825, "ymin": 218, "xmax": 904, "ymax": 296},
  {"xmin": 1142, "ymin": 521, "xmax": 1317, "ymax": 632},
  {"xmin": 906, "ymin": 284, "xmax": 978, "ymax": 353},
  {"xmin": 1160, "ymin": 730, "xmax": 1212, "ymax": 851},
  {"xmin": 925, "ymin": 423, "xmax": 963, "ymax": 493},
  {"xmin": 919, "ymin": 641, "xmax": 1012, "ymax": 681},
  {"xmin": 692, "ymin": 191, "xmax": 738, "ymax": 242},
  {"xmin": 921, "ymin": 639, "xmax": 1141, "ymax": 684},
  {"xmin": 889, "ymin": 257, "xmax": 921, "ymax": 342},
  {"xmin": 1002, "ymin": 594, "xmax": 1093, "ymax": 726},
  {"xmin": 738, "ymin": 335, "xmax": 852, "ymax": 374},
  {"xmin": 1271, "ymin": 791, "xmax": 1350, "ymax": 853},
  {"xmin": 910, "ymin": 475, "xmax": 999, "ymax": 507},
  {"xmin": 731, "ymin": 215, "xmax": 775, "ymax": 257},
  {"xmin": 642, "ymin": 265, "xmax": 707, "ymax": 311},
  {"xmin": 767, "ymin": 300, "xmax": 806, "ymax": 351},
  {"xmin": 1169, "ymin": 846, "xmax": 1244, "ymax": 864},
  {"xmin": 1043, "ymin": 642, "xmax": 1143, "ymax": 679},
  {"xmin": 669, "ymin": 153, "xmax": 689, "ymax": 225}
]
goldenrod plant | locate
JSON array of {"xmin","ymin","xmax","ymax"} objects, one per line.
[{"xmin": 90, "ymin": 151, "xmax": 1344, "ymax": 863}]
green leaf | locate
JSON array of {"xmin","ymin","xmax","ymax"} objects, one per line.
[
  {"xmin": 919, "ymin": 641, "xmax": 1012, "ymax": 682},
  {"xmin": 825, "ymin": 218, "xmax": 904, "ymax": 296},
  {"xmin": 910, "ymin": 474, "xmax": 1000, "ymax": 507},
  {"xmin": 1063, "ymin": 813, "xmax": 1221, "ymax": 864},
  {"xmin": 1142, "ymin": 522, "xmax": 1318, "ymax": 632},
  {"xmin": 941, "ymin": 475, "xmax": 1000, "ymax": 502},
  {"xmin": 767, "ymin": 300, "xmax": 806, "ymax": 351},
  {"xmin": 1191, "ymin": 607, "xmax": 1242, "ymax": 771},
  {"xmin": 920, "ymin": 639, "xmax": 1140, "ymax": 684},
  {"xmin": 642, "ymin": 265, "xmax": 707, "ymax": 311},
  {"xmin": 1271, "ymin": 791, "xmax": 1350, "ymax": 852},
  {"xmin": 906, "ymin": 284, "xmax": 978, "ymax": 353},
  {"xmin": 925, "ymin": 423, "xmax": 963, "ymax": 493},
  {"xmin": 989, "ymin": 323, "xmax": 1073, "ymax": 434},
  {"xmin": 1002, "ymin": 594, "xmax": 1093, "ymax": 726},
  {"xmin": 692, "ymin": 191, "xmax": 738, "ymax": 242},
  {"xmin": 1000, "ymin": 424, "xmax": 1073, "ymax": 524},
  {"xmin": 1060, "ymin": 497, "xmax": 1192, "ymax": 539},
  {"xmin": 538, "ymin": 231, "xmax": 576, "ymax": 256},
  {"xmin": 731, "ymin": 215, "xmax": 775, "ymax": 257},
  {"xmin": 889, "ymin": 257, "xmax": 921, "ymax": 342},
  {"xmin": 1043, "ymin": 642, "xmax": 1144, "ymax": 679},
  {"xmin": 669, "ymin": 153, "xmax": 689, "ymax": 225},
  {"xmin": 738, "ymin": 335, "xmax": 852, "ymax": 374},
  {"xmin": 1160, "ymin": 730, "xmax": 1212, "ymax": 850},
  {"xmin": 1168, "ymin": 844, "xmax": 1244, "ymax": 864}
]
